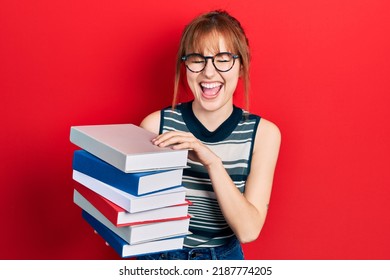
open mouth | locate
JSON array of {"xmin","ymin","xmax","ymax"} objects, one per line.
[{"xmin": 200, "ymin": 82, "xmax": 223, "ymax": 98}]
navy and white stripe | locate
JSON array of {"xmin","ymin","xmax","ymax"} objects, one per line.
[{"xmin": 160, "ymin": 101, "xmax": 260, "ymax": 248}]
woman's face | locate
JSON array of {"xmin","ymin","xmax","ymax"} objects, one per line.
[{"xmin": 186, "ymin": 36, "xmax": 241, "ymax": 114}]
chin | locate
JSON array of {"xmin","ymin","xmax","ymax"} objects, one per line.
[{"xmin": 198, "ymin": 97, "xmax": 231, "ymax": 113}]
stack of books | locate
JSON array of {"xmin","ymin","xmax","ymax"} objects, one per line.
[{"xmin": 70, "ymin": 124, "xmax": 191, "ymax": 258}]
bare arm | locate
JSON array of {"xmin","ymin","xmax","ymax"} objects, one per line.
[
  {"xmin": 207, "ymin": 119, "xmax": 281, "ymax": 243},
  {"xmin": 139, "ymin": 110, "xmax": 161, "ymax": 134}
]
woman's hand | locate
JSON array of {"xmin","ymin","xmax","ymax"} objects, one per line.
[{"xmin": 152, "ymin": 131, "xmax": 220, "ymax": 167}]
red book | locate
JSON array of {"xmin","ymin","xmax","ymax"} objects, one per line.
[{"xmin": 74, "ymin": 184, "xmax": 191, "ymax": 227}]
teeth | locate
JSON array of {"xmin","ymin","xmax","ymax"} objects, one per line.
[{"xmin": 201, "ymin": 82, "xmax": 222, "ymax": 89}]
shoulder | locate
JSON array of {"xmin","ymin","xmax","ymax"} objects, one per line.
[
  {"xmin": 140, "ymin": 110, "xmax": 161, "ymax": 134},
  {"xmin": 258, "ymin": 118, "xmax": 281, "ymax": 139},
  {"xmin": 241, "ymin": 110, "xmax": 279, "ymax": 139},
  {"xmin": 254, "ymin": 118, "xmax": 281, "ymax": 154},
  {"xmin": 140, "ymin": 104, "xmax": 186, "ymax": 134}
]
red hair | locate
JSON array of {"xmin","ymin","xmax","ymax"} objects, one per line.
[{"xmin": 173, "ymin": 10, "xmax": 251, "ymax": 110}]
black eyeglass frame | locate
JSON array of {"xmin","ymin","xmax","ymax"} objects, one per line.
[{"xmin": 181, "ymin": 52, "xmax": 240, "ymax": 73}]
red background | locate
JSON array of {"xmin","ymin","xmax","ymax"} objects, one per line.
[{"xmin": 1, "ymin": 0, "xmax": 389, "ymax": 259}]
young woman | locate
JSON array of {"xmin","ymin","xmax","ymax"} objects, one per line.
[{"xmin": 139, "ymin": 10, "xmax": 281, "ymax": 260}]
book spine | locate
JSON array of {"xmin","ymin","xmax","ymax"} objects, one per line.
[
  {"xmin": 73, "ymin": 170, "xmax": 186, "ymax": 213},
  {"xmin": 82, "ymin": 210, "xmax": 127, "ymax": 258},
  {"xmin": 82, "ymin": 210, "xmax": 188, "ymax": 258},
  {"xmin": 70, "ymin": 128, "xmax": 127, "ymax": 172},
  {"xmin": 74, "ymin": 186, "xmax": 120, "ymax": 226},
  {"xmin": 73, "ymin": 150, "xmax": 140, "ymax": 196},
  {"xmin": 72, "ymin": 170, "xmax": 133, "ymax": 212}
]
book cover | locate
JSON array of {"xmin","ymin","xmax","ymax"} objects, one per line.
[
  {"xmin": 75, "ymin": 190, "xmax": 191, "ymax": 244},
  {"xmin": 72, "ymin": 170, "xmax": 186, "ymax": 213},
  {"xmin": 73, "ymin": 149, "xmax": 184, "ymax": 196},
  {"xmin": 74, "ymin": 184, "xmax": 191, "ymax": 227},
  {"xmin": 70, "ymin": 124, "xmax": 188, "ymax": 173},
  {"xmin": 82, "ymin": 211, "xmax": 188, "ymax": 258}
]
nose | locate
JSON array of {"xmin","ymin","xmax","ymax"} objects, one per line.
[{"xmin": 202, "ymin": 57, "xmax": 217, "ymax": 77}]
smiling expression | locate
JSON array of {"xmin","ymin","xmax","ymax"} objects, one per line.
[{"xmin": 186, "ymin": 36, "xmax": 241, "ymax": 114}]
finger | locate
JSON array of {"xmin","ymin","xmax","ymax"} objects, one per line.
[
  {"xmin": 158, "ymin": 135, "xmax": 194, "ymax": 148},
  {"xmin": 153, "ymin": 132, "xmax": 185, "ymax": 145},
  {"xmin": 152, "ymin": 133, "xmax": 173, "ymax": 145},
  {"xmin": 153, "ymin": 131, "xmax": 192, "ymax": 144}
]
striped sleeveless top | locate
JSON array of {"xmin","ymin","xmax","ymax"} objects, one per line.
[{"xmin": 159, "ymin": 101, "xmax": 261, "ymax": 248}]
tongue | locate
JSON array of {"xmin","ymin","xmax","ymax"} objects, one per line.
[{"xmin": 202, "ymin": 86, "xmax": 220, "ymax": 97}]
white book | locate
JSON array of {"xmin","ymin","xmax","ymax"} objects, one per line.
[
  {"xmin": 74, "ymin": 190, "xmax": 191, "ymax": 244},
  {"xmin": 70, "ymin": 124, "xmax": 188, "ymax": 173},
  {"xmin": 72, "ymin": 170, "xmax": 186, "ymax": 213}
]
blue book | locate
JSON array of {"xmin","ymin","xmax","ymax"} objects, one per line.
[
  {"xmin": 82, "ymin": 210, "xmax": 187, "ymax": 258},
  {"xmin": 73, "ymin": 150, "xmax": 183, "ymax": 196}
]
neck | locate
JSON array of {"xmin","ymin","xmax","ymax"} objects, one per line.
[{"xmin": 191, "ymin": 101, "xmax": 234, "ymax": 132}]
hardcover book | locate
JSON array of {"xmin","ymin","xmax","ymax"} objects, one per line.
[
  {"xmin": 82, "ymin": 211, "xmax": 188, "ymax": 258},
  {"xmin": 73, "ymin": 170, "xmax": 186, "ymax": 213},
  {"xmin": 74, "ymin": 184, "xmax": 191, "ymax": 227},
  {"xmin": 70, "ymin": 124, "xmax": 188, "ymax": 173},
  {"xmin": 73, "ymin": 149, "xmax": 183, "ymax": 196},
  {"xmin": 75, "ymin": 190, "xmax": 191, "ymax": 244}
]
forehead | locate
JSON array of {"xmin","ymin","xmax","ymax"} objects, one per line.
[{"xmin": 187, "ymin": 31, "xmax": 236, "ymax": 54}]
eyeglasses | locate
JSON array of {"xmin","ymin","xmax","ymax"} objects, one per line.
[{"xmin": 181, "ymin": 52, "xmax": 240, "ymax": 73}]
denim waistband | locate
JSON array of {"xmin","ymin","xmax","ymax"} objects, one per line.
[{"xmin": 137, "ymin": 237, "xmax": 244, "ymax": 260}]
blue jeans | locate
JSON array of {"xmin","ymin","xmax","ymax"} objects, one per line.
[{"xmin": 137, "ymin": 237, "xmax": 244, "ymax": 260}]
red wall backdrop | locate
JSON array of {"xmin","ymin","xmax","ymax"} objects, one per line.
[{"xmin": 1, "ymin": 0, "xmax": 389, "ymax": 259}]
